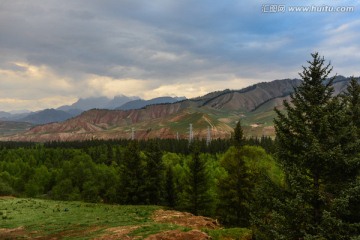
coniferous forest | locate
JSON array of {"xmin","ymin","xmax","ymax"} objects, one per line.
[{"xmin": 0, "ymin": 53, "xmax": 359, "ymax": 239}]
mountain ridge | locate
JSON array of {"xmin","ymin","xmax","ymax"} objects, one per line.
[
  {"xmin": 57, "ymin": 95, "xmax": 139, "ymax": 111},
  {"xmin": 116, "ymin": 96, "xmax": 186, "ymax": 110},
  {"xmin": 2, "ymin": 77, "xmax": 357, "ymax": 142},
  {"xmin": 18, "ymin": 109, "xmax": 75, "ymax": 125},
  {"xmin": 0, "ymin": 96, "xmax": 186, "ymax": 125}
]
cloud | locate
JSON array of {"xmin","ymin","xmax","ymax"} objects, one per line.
[
  {"xmin": 0, "ymin": 62, "xmax": 75, "ymax": 97},
  {"xmin": 0, "ymin": 62, "xmax": 80, "ymax": 111},
  {"xmin": 86, "ymin": 75, "xmax": 153, "ymax": 98},
  {"xmin": 317, "ymin": 19, "xmax": 360, "ymax": 76},
  {"xmin": 0, "ymin": 0, "xmax": 359, "ymax": 111},
  {"xmin": 146, "ymin": 76, "xmax": 260, "ymax": 100},
  {"xmin": 0, "ymin": 96, "xmax": 77, "ymax": 112}
]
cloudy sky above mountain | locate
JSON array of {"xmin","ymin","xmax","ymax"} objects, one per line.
[{"xmin": 0, "ymin": 0, "xmax": 359, "ymax": 111}]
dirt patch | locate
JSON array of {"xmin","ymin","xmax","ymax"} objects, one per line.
[
  {"xmin": 94, "ymin": 225, "xmax": 140, "ymax": 240},
  {"xmin": 0, "ymin": 226, "xmax": 28, "ymax": 239},
  {"xmin": 0, "ymin": 195, "xmax": 16, "ymax": 199},
  {"xmin": 145, "ymin": 229, "xmax": 210, "ymax": 240},
  {"xmin": 33, "ymin": 226, "xmax": 101, "ymax": 240},
  {"xmin": 152, "ymin": 210, "xmax": 220, "ymax": 230}
]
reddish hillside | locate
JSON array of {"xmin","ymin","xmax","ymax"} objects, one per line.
[{"xmin": 1, "ymin": 78, "xmax": 354, "ymax": 142}]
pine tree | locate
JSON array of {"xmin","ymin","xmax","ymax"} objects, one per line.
[
  {"xmin": 217, "ymin": 120, "xmax": 254, "ymax": 227},
  {"xmin": 335, "ymin": 77, "xmax": 360, "ymax": 235},
  {"xmin": 118, "ymin": 141, "xmax": 146, "ymax": 204},
  {"xmin": 217, "ymin": 147, "xmax": 253, "ymax": 226},
  {"xmin": 182, "ymin": 142, "xmax": 212, "ymax": 216},
  {"xmin": 232, "ymin": 119, "xmax": 244, "ymax": 148},
  {"xmin": 144, "ymin": 140, "xmax": 165, "ymax": 205},
  {"xmin": 165, "ymin": 166, "xmax": 176, "ymax": 208},
  {"xmin": 344, "ymin": 77, "xmax": 360, "ymax": 133},
  {"xmin": 269, "ymin": 53, "xmax": 360, "ymax": 239}
]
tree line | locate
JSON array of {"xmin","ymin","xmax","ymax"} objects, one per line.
[
  {"xmin": 0, "ymin": 135, "xmax": 277, "ymax": 222},
  {"xmin": 0, "ymin": 136, "xmax": 275, "ymax": 155}
]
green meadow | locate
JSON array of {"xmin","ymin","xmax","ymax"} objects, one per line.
[{"xmin": 0, "ymin": 197, "xmax": 251, "ymax": 239}]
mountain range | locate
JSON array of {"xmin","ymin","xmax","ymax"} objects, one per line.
[
  {"xmin": 0, "ymin": 96, "xmax": 185, "ymax": 126},
  {"xmin": 57, "ymin": 95, "xmax": 140, "ymax": 111},
  {"xmin": 116, "ymin": 96, "xmax": 186, "ymax": 110},
  {"xmin": 0, "ymin": 76, "xmax": 355, "ymax": 142}
]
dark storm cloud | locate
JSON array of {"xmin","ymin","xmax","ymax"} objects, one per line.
[
  {"xmin": 0, "ymin": 1, "xmax": 289, "ymax": 80},
  {"xmin": 0, "ymin": 0, "xmax": 359, "ymax": 110}
]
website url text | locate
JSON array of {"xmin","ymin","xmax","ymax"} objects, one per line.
[{"xmin": 262, "ymin": 5, "xmax": 355, "ymax": 13}]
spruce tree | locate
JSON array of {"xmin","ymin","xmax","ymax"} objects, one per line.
[
  {"xmin": 144, "ymin": 140, "xmax": 165, "ymax": 205},
  {"xmin": 232, "ymin": 119, "xmax": 244, "ymax": 147},
  {"xmin": 217, "ymin": 120, "xmax": 253, "ymax": 227},
  {"xmin": 182, "ymin": 142, "xmax": 212, "ymax": 216},
  {"xmin": 165, "ymin": 166, "xmax": 176, "ymax": 208},
  {"xmin": 344, "ymin": 77, "xmax": 360, "ymax": 133},
  {"xmin": 217, "ymin": 147, "xmax": 253, "ymax": 226},
  {"xmin": 118, "ymin": 141, "xmax": 146, "ymax": 204},
  {"xmin": 269, "ymin": 53, "xmax": 360, "ymax": 239},
  {"xmin": 335, "ymin": 77, "xmax": 360, "ymax": 235}
]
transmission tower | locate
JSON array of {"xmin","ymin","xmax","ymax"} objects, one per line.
[
  {"xmin": 131, "ymin": 127, "xmax": 135, "ymax": 140},
  {"xmin": 188, "ymin": 123, "xmax": 193, "ymax": 144},
  {"xmin": 206, "ymin": 126, "xmax": 211, "ymax": 146}
]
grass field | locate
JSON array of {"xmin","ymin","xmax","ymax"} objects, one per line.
[{"xmin": 0, "ymin": 197, "xmax": 251, "ymax": 239}]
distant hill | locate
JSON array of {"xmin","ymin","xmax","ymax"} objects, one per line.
[
  {"xmin": 105, "ymin": 95, "xmax": 141, "ymax": 109},
  {"xmin": 2, "ymin": 77, "xmax": 357, "ymax": 142},
  {"xmin": 0, "ymin": 111, "xmax": 12, "ymax": 119},
  {"xmin": 0, "ymin": 121, "xmax": 33, "ymax": 136},
  {"xmin": 18, "ymin": 109, "xmax": 76, "ymax": 125},
  {"xmin": 58, "ymin": 95, "xmax": 139, "ymax": 111},
  {"xmin": 58, "ymin": 97, "xmax": 110, "ymax": 111},
  {"xmin": 64, "ymin": 108, "xmax": 83, "ymax": 117},
  {"xmin": 0, "ymin": 111, "xmax": 31, "ymax": 121},
  {"xmin": 116, "ymin": 96, "xmax": 186, "ymax": 110}
]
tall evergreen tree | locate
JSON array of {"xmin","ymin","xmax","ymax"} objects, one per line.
[
  {"xmin": 144, "ymin": 140, "xmax": 165, "ymax": 205},
  {"xmin": 165, "ymin": 166, "xmax": 176, "ymax": 208},
  {"xmin": 182, "ymin": 142, "xmax": 212, "ymax": 216},
  {"xmin": 217, "ymin": 120, "xmax": 254, "ymax": 227},
  {"xmin": 232, "ymin": 119, "xmax": 244, "ymax": 148},
  {"xmin": 217, "ymin": 146, "xmax": 253, "ymax": 227},
  {"xmin": 344, "ymin": 77, "xmax": 360, "ymax": 133},
  {"xmin": 336, "ymin": 77, "xmax": 360, "ymax": 233},
  {"xmin": 118, "ymin": 141, "xmax": 146, "ymax": 204},
  {"xmin": 268, "ymin": 53, "xmax": 360, "ymax": 239}
]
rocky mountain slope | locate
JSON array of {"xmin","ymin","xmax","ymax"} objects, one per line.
[
  {"xmin": 2, "ymin": 77, "xmax": 355, "ymax": 142},
  {"xmin": 116, "ymin": 96, "xmax": 186, "ymax": 110},
  {"xmin": 0, "ymin": 96, "xmax": 186, "ymax": 126}
]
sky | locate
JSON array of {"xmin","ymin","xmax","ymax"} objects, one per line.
[{"xmin": 0, "ymin": 0, "xmax": 359, "ymax": 111}]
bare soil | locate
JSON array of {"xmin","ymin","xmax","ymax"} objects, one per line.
[
  {"xmin": 0, "ymin": 226, "xmax": 28, "ymax": 239},
  {"xmin": 145, "ymin": 229, "xmax": 210, "ymax": 240},
  {"xmin": 152, "ymin": 209, "xmax": 220, "ymax": 230},
  {"xmin": 94, "ymin": 225, "xmax": 141, "ymax": 240},
  {"xmin": 0, "ymin": 195, "xmax": 16, "ymax": 199}
]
